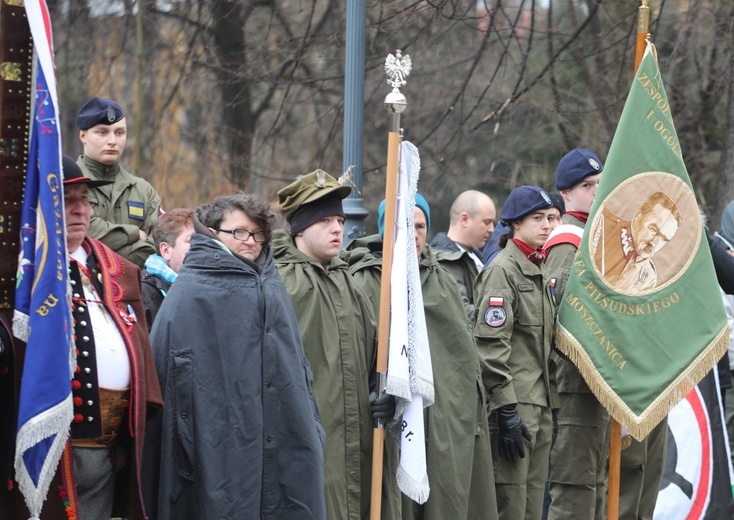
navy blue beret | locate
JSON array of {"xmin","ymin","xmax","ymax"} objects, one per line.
[
  {"xmin": 77, "ymin": 97, "xmax": 124, "ymax": 130},
  {"xmin": 555, "ymin": 149, "xmax": 603, "ymax": 190},
  {"xmin": 500, "ymin": 186, "xmax": 553, "ymax": 223},
  {"xmin": 548, "ymin": 191, "xmax": 565, "ymax": 214}
]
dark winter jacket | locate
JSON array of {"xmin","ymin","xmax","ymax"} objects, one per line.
[{"xmin": 141, "ymin": 269, "xmax": 170, "ymax": 333}]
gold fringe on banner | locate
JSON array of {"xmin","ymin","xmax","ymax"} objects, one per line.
[{"xmin": 554, "ymin": 323, "xmax": 729, "ymax": 441}]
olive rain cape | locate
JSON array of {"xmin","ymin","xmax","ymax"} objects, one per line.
[
  {"xmin": 149, "ymin": 233, "xmax": 326, "ymax": 519},
  {"xmin": 341, "ymin": 236, "xmax": 497, "ymax": 520},
  {"xmin": 273, "ymin": 231, "xmax": 376, "ymax": 520}
]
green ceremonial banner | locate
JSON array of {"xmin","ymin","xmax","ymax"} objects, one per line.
[{"xmin": 556, "ymin": 43, "xmax": 729, "ymax": 441}]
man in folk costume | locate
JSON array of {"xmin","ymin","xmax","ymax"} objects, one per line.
[
  {"xmin": 0, "ymin": 155, "xmax": 162, "ymax": 519},
  {"xmin": 342, "ymin": 193, "xmax": 498, "ymax": 520},
  {"xmin": 273, "ymin": 170, "xmax": 396, "ymax": 519},
  {"xmin": 473, "ymin": 186, "xmax": 558, "ymax": 520},
  {"xmin": 543, "ymin": 149, "xmax": 610, "ymax": 520}
]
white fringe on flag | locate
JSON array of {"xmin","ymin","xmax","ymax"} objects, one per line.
[{"xmin": 386, "ymin": 141, "xmax": 434, "ymax": 504}]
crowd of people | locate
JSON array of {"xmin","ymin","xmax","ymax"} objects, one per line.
[{"xmin": 0, "ymin": 96, "xmax": 733, "ymax": 520}]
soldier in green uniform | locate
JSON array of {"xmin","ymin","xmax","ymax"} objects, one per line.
[
  {"xmin": 473, "ymin": 186, "xmax": 557, "ymax": 520},
  {"xmin": 618, "ymin": 422, "xmax": 668, "ymax": 520},
  {"xmin": 544, "ymin": 149, "xmax": 610, "ymax": 520},
  {"xmin": 430, "ymin": 190, "xmax": 496, "ymax": 321},
  {"xmin": 274, "ymin": 170, "xmax": 397, "ymax": 520},
  {"xmin": 342, "ymin": 194, "xmax": 498, "ymax": 520},
  {"xmin": 76, "ymin": 96, "xmax": 161, "ymax": 268}
]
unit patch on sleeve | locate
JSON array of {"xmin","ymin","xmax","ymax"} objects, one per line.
[
  {"xmin": 485, "ymin": 297, "xmax": 506, "ymax": 327},
  {"xmin": 128, "ymin": 200, "xmax": 145, "ymax": 220}
]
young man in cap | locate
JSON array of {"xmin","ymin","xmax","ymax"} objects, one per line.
[
  {"xmin": 0, "ymin": 156, "xmax": 162, "ymax": 519},
  {"xmin": 430, "ymin": 190, "xmax": 496, "ymax": 320},
  {"xmin": 473, "ymin": 185, "xmax": 557, "ymax": 520},
  {"xmin": 273, "ymin": 170, "xmax": 394, "ymax": 520},
  {"xmin": 543, "ymin": 149, "xmax": 610, "ymax": 520},
  {"xmin": 77, "ymin": 96, "xmax": 161, "ymax": 268}
]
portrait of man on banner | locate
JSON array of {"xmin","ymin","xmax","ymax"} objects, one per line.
[{"xmin": 590, "ymin": 172, "xmax": 699, "ymax": 296}]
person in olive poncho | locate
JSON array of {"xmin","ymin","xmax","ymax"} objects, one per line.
[
  {"xmin": 342, "ymin": 195, "xmax": 498, "ymax": 520},
  {"xmin": 274, "ymin": 170, "xmax": 396, "ymax": 520}
]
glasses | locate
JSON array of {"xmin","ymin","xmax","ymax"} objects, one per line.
[{"xmin": 215, "ymin": 228, "xmax": 266, "ymax": 243}]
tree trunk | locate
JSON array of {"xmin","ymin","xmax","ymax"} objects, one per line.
[
  {"xmin": 53, "ymin": 0, "xmax": 92, "ymax": 158},
  {"xmin": 713, "ymin": 6, "xmax": 734, "ymax": 229},
  {"xmin": 210, "ymin": 0, "xmax": 257, "ymax": 190}
]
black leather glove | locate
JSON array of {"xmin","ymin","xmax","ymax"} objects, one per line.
[
  {"xmin": 496, "ymin": 404, "xmax": 531, "ymax": 462},
  {"xmin": 369, "ymin": 392, "xmax": 396, "ymax": 420},
  {"xmin": 552, "ymin": 408, "xmax": 559, "ymax": 448}
]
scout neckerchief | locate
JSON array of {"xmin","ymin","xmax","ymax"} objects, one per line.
[
  {"xmin": 511, "ymin": 238, "xmax": 546, "ymax": 266},
  {"xmin": 565, "ymin": 211, "xmax": 589, "ymax": 223}
]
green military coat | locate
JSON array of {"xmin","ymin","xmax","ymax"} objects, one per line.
[
  {"xmin": 273, "ymin": 231, "xmax": 376, "ymax": 520},
  {"xmin": 342, "ymin": 235, "xmax": 497, "ymax": 520},
  {"xmin": 430, "ymin": 232, "xmax": 480, "ymax": 321},
  {"xmin": 78, "ymin": 156, "xmax": 159, "ymax": 267},
  {"xmin": 474, "ymin": 240, "xmax": 558, "ymax": 412},
  {"xmin": 544, "ymin": 213, "xmax": 593, "ymax": 394}
]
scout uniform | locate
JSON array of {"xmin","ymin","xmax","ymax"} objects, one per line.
[
  {"xmin": 76, "ymin": 97, "xmax": 160, "ymax": 268},
  {"xmin": 545, "ymin": 149, "xmax": 611, "ymax": 520},
  {"xmin": 474, "ymin": 186, "xmax": 557, "ymax": 520}
]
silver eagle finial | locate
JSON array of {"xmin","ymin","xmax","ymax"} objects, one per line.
[{"xmin": 385, "ymin": 50, "xmax": 412, "ymax": 90}]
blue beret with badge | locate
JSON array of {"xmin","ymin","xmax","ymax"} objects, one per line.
[
  {"xmin": 77, "ymin": 96, "xmax": 125, "ymax": 130},
  {"xmin": 500, "ymin": 185, "xmax": 553, "ymax": 224},
  {"xmin": 554, "ymin": 149, "xmax": 603, "ymax": 190}
]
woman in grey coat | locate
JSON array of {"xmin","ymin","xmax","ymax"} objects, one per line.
[{"xmin": 148, "ymin": 193, "xmax": 326, "ymax": 520}]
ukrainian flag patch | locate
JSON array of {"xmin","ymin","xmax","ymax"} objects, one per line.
[{"xmin": 128, "ymin": 200, "xmax": 145, "ymax": 220}]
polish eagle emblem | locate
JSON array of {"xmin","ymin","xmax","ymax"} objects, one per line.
[{"xmin": 385, "ymin": 51, "xmax": 412, "ymax": 89}]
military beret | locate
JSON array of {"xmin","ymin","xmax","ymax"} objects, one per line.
[
  {"xmin": 62, "ymin": 155, "xmax": 113, "ymax": 188},
  {"xmin": 500, "ymin": 186, "xmax": 553, "ymax": 223},
  {"xmin": 555, "ymin": 149, "xmax": 603, "ymax": 190},
  {"xmin": 77, "ymin": 97, "xmax": 125, "ymax": 130},
  {"xmin": 548, "ymin": 191, "xmax": 565, "ymax": 214},
  {"xmin": 277, "ymin": 169, "xmax": 351, "ymax": 223}
]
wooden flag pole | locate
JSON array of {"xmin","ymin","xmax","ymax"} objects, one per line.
[
  {"xmin": 607, "ymin": 420, "xmax": 622, "ymax": 520},
  {"xmin": 607, "ymin": 4, "xmax": 650, "ymax": 520},
  {"xmin": 370, "ymin": 50, "xmax": 410, "ymax": 520},
  {"xmin": 634, "ymin": 1, "xmax": 651, "ymax": 73}
]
